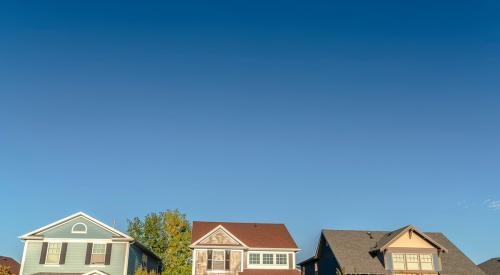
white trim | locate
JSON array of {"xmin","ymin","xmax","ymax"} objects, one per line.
[
  {"xmin": 191, "ymin": 225, "xmax": 249, "ymax": 248},
  {"xmin": 45, "ymin": 242, "xmax": 63, "ymax": 265},
  {"xmin": 123, "ymin": 242, "xmax": 130, "ymax": 275},
  {"xmin": 71, "ymin": 222, "xmax": 88, "ymax": 234},
  {"xmin": 90, "ymin": 242, "xmax": 107, "ymax": 265},
  {"xmin": 209, "ymin": 249, "xmax": 227, "ymax": 272},
  {"xmin": 82, "ymin": 270, "xmax": 109, "ymax": 275},
  {"xmin": 19, "ymin": 240, "xmax": 28, "ymax": 275},
  {"xmin": 33, "ymin": 238, "xmax": 115, "ymax": 243},
  {"xmin": 191, "ymin": 249, "xmax": 197, "ymax": 275},
  {"xmin": 20, "ymin": 212, "xmax": 133, "ymax": 241},
  {"xmin": 246, "ymin": 251, "xmax": 291, "ymax": 270}
]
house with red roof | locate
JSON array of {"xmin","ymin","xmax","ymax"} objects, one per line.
[{"xmin": 190, "ymin": 221, "xmax": 300, "ymax": 275}]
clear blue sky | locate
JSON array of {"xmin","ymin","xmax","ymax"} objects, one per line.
[{"xmin": 1, "ymin": 0, "xmax": 499, "ymax": 264}]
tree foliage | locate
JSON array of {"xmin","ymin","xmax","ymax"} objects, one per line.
[
  {"xmin": 128, "ymin": 209, "xmax": 192, "ymax": 275},
  {"xmin": 0, "ymin": 266, "xmax": 12, "ymax": 275},
  {"xmin": 134, "ymin": 267, "xmax": 157, "ymax": 275}
]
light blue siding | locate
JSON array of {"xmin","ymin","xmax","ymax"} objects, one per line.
[
  {"xmin": 21, "ymin": 241, "xmax": 127, "ymax": 275},
  {"xmin": 41, "ymin": 216, "xmax": 118, "ymax": 239}
]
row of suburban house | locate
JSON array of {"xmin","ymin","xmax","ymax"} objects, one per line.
[{"xmin": 6, "ymin": 212, "xmax": 499, "ymax": 275}]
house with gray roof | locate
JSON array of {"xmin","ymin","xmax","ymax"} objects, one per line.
[
  {"xmin": 479, "ymin": 258, "xmax": 500, "ymax": 275},
  {"xmin": 299, "ymin": 225, "xmax": 485, "ymax": 275}
]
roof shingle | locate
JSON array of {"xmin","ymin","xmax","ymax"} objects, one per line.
[{"xmin": 192, "ymin": 221, "xmax": 298, "ymax": 249}]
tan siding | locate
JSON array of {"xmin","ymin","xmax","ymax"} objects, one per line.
[
  {"xmin": 230, "ymin": 251, "xmax": 242, "ymax": 273},
  {"xmin": 195, "ymin": 250, "xmax": 208, "ymax": 275},
  {"xmin": 199, "ymin": 229, "xmax": 240, "ymax": 245},
  {"xmin": 389, "ymin": 232, "xmax": 435, "ymax": 249}
]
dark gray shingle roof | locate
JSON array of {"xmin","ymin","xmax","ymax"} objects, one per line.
[
  {"xmin": 479, "ymin": 258, "xmax": 500, "ymax": 275},
  {"xmin": 322, "ymin": 229, "xmax": 486, "ymax": 275}
]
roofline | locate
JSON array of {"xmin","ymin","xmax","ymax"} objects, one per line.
[
  {"xmin": 373, "ymin": 225, "xmax": 448, "ymax": 253},
  {"xmin": 132, "ymin": 241, "xmax": 162, "ymax": 261},
  {"xmin": 298, "ymin": 256, "xmax": 318, "ymax": 266},
  {"xmin": 191, "ymin": 224, "xmax": 250, "ymax": 247},
  {"xmin": 193, "ymin": 221, "xmax": 287, "ymax": 226},
  {"xmin": 19, "ymin": 211, "xmax": 134, "ymax": 241}
]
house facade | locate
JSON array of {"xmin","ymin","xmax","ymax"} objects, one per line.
[
  {"xmin": 190, "ymin": 221, "xmax": 300, "ymax": 275},
  {"xmin": 299, "ymin": 225, "xmax": 485, "ymax": 275},
  {"xmin": 19, "ymin": 212, "xmax": 162, "ymax": 275},
  {"xmin": 479, "ymin": 258, "xmax": 500, "ymax": 275}
]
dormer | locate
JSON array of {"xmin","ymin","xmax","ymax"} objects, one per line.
[{"xmin": 371, "ymin": 225, "xmax": 448, "ymax": 274}]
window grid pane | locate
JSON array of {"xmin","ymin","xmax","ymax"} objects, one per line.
[
  {"xmin": 211, "ymin": 250, "xmax": 225, "ymax": 270},
  {"xmin": 263, "ymin": 254, "xmax": 274, "ymax": 265},
  {"xmin": 46, "ymin": 243, "xmax": 61, "ymax": 264},
  {"xmin": 249, "ymin": 253, "xmax": 260, "ymax": 265},
  {"xmin": 276, "ymin": 254, "xmax": 287, "ymax": 265},
  {"xmin": 392, "ymin": 253, "xmax": 406, "ymax": 270}
]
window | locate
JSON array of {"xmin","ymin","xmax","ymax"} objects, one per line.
[
  {"xmin": 392, "ymin": 253, "xmax": 434, "ymax": 271},
  {"xmin": 392, "ymin": 253, "xmax": 406, "ymax": 270},
  {"xmin": 71, "ymin": 222, "xmax": 87, "ymax": 234},
  {"xmin": 263, "ymin": 253, "xmax": 274, "ymax": 265},
  {"xmin": 420, "ymin": 254, "xmax": 434, "ymax": 270},
  {"xmin": 211, "ymin": 250, "xmax": 225, "ymax": 270},
  {"xmin": 276, "ymin": 254, "xmax": 287, "ymax": 265},
  {"xmin": 249, "ymin": 253, "xmax": 260, "ymax": 265},
  {"xmin": 46, "ymin": 243, "xmax": 62, "ymax": 264},
  {"xmin": 406, "ymin": 253, "xmax": 419, "ymax": 270},
  {"xmin": 91, "ymin": 244, "xmax": 106, "ymax": 265}
]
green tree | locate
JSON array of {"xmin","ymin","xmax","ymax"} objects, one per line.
[
  {"xmin": 128, "ymin": 209, "xmax": 192, "ymax": 275},
  {"xmin": 0, "ymin": 265, "xmax": 12, "ymax": 275},
  {"xmin": 134, "ymin": 267, "xmax": 157, "ymax": 275}
]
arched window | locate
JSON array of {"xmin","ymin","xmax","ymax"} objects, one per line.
[{"xmin": 72, "ymin": 222, "xmax": 88, "ymax": 234}]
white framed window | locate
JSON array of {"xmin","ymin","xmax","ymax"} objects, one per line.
[
  {"xmin": 141, "ymin": 254, "xmax": 148, "ymax": 268},
  {"xmin": 46, "ymin": 243, "xmax": 62, "ymax": 264},
  {"xmin": 211, "ymin": 250, "xmax": 225, "ymax": 270},
  {"xmin": 276, "ymin": 254, "xmax": 288, "ymax": 265},
  {"xmin": 406, "ymin": 253, "xmax": 419, "ymax": 270},
  {"xmin": 90, "ymin": 243, "xmax": 106, "ymax": 265},
  {"xmin": 420, "ymin": 254, "xmax": 434, "ymax": 270},
  {"xmin": 263, "ymin": 253, "xmax": 274, "ymax": 265},
  {"xmin": 249, "ymin": 253, "xmax": 260, "ymax": 265},
  {"xmin": 392, "ymin": 253, "xmax": 434, "ymax": 271},
  {"xmin": 71, "ymin": 222, "xmax": 87, "ymax": 234},
  {"xmin": 392, "ymin": 253, "xmax": 406, "ymax": 270}
]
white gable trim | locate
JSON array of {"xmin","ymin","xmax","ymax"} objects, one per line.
[
  {"xmin": 19, "ymin": 211, "xmax": 134, "ymax": 241},
  {"xmin": 82, "ymin": 270, "xmax": 109, "ymax": 275},
  {"xmin": 191, "ymin": 225, "xmax": 248, "ymax": 248}
]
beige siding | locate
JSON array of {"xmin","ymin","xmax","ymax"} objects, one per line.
[
  {"xmin": 199, "ymin": 229, "xmax": 240, "ymax": 245},
  {"xmin": 389, "ymin": 232, "xmax": 435, "ymax": 249},
  {"xmin": 195, "ymin": 250, "xmax": 208, "ymax": 275},
  {"xmin": 194, "ymin": 250, "xmax": 241, "ymax": 275},
  {"xmin": 230, "ymin": 251, "xmax": 242, "ymax": 272}
]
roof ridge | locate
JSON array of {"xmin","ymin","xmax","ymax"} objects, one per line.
[{"xmin": 193, "ymin": 221, "xmax": 285, "ymax": 225}]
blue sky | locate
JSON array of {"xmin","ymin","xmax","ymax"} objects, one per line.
[{"xmin": 1, "ymin": 0, "xmax": 499, "ymax": 264}]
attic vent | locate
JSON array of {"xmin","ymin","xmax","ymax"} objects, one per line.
[{"xmin": 367, "ymin": 232, "xmax": 374, "ymax": 239}]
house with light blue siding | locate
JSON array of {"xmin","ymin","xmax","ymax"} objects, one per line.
[{"xmin": 19, "ymin": 212, "xmax": 162, "ymax": 275}]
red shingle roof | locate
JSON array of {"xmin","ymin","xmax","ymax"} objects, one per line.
[
  {"xmin": 192, "ymin": 221, "xmax": 298, "ymax": 249},
  {"xmin": 238, "ymin": 270, "xmax": 300, "ymax": 275},
  {"xmin": 0, "ymin": 256, "xmax": 20, "ymax": 275}
]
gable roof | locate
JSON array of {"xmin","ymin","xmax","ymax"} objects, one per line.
[
  {"xmin": 371, "ymin": 225, "xmax": 448, "ymax": 253},
  {"xmin": 479, "ymin": 257, "xmax": 500, "ymax": 275},
  {"xmin": 191, "ymin": 221, "xmax": 299, "ymax": 250},
  {"xmin": 0, "ymin": 256, "xmax": 20, "ymax": 275},
  {"xmin": 311, "ymin": 228, "xmax": 485, "ymax": 275},
  {"xmin": 20, "ymin": 212, "xmax": 133, "ymax": 241}
]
